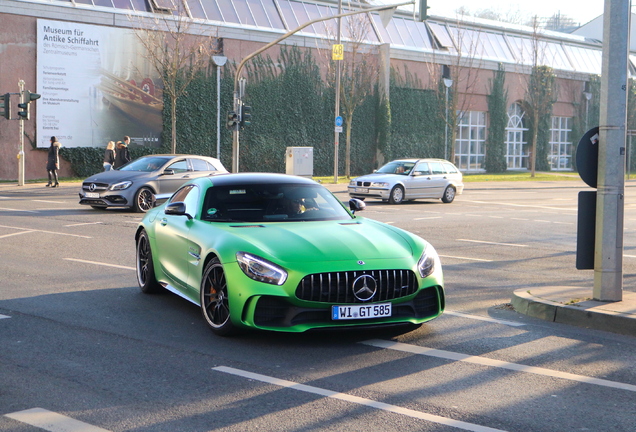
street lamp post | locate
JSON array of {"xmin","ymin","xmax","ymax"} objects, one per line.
[
  {"xmin": 443, "ymin": 77, "xmax": 453, "ymax": 161},
  {"xmin": 333, "ymin": 0, "xmax": 342, "ymax": 184},
  {"xmin": 212, "ymin": 55, "xmax": 227, "ymax": 160},
  {"xmin": 229, "ymin": 1, "xmax": 415, "ymax": 173}
]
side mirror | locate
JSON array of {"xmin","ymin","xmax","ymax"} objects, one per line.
[
  {"xmin": 165, "ymin": 202, "xmax": 192, "ymax": 220},
  {"xmin": 349, "ymin": 198, "xmax": 366, "ymax": 215},
  {"xmin": 162, "ymin": 169, "xmax": 175, "ymax": 176}
]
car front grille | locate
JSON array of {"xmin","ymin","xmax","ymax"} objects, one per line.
[
  {"xmin": 352, "ymin": 181, "xmax": 371, "ymax": 187},
  {"xmin": 295, "ymin": 269, "xmax": 418, "ymax": 304},
  {"xmin": 253, "ymin": 286, "xmax": 443, "ymax": 328},
  {"xmin": 82, "ymin": 182, "xmax": 110, "ymax": 192}
]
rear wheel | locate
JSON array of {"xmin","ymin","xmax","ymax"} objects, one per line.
[
  {"xmin": 389, "ymin": 185, "xmax": 405, "ymax": 204},
  {"xmin": 441, "ymin": 185, "xmax": 456, "ymax": 203},
  {"xmin": 136, "ymin": 230, "xmax": 161, "ymax": 293},
  {"xmin": 134, "ymin": 187, "xmax": 154, "ymax": 213},
  {"xmin": 200, "ymin": 258, "xmax": 237, "ymax": 336}
]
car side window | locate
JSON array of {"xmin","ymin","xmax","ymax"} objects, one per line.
[
  {"xmin": 413, "ymin": 162, "xmax": 430, "ymax": 175},
  {"xmin": 170, "ymin": 185, "xmax": 194, "ymax": 203},
  {"xmin": 190, "ymin": 158, "xmax": 212, "ymax": 172},
  {"xmin": 167, "ymin": 160, "xmax": 189, "ymax": 173},
  {"xmin": 170, "ymin": 185, "xmax": 199, "ymax": 215},
  {"xmin": 443, "ymin": 163, "xmax": 458, "ymax": 174},
  {"xmin": 430, "ymin": 162, "xmax": 445, "ymax": 175}
]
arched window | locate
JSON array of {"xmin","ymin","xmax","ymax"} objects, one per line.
[{"xmin": 505, "ymin": 103, "xmax": 528, "ymax": 169}]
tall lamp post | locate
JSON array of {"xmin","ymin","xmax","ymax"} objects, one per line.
[
  {"xmin": 333, "ymin": 0, "xmax": 342, "ymax": 184},
  {"xmin": 212, "ymin": 55, "xmax": 227, "ymax": 160},
  {"xmin": 228, "ymin": 1, "xmax": 415, "ymax": 173},
  {"xmin": 443, "ymin": 76, "xmax": 453, "ymax": 161}
]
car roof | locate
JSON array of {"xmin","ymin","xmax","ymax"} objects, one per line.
[
  {"xmin": 199, "ymin": 172, "xmax": 319, "ymax": 187},
  {"xmin": 391, "ymin": 158, "xmax": 454, "ymax": 164}
]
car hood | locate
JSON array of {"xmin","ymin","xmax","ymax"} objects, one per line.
[
  {"xmin": 353, "ymin": 173, "xmax": 402, "ymax": 183},
  {"xmin": 227, "ymin": 218, "xmax": 420, "ymax": 264},
  {"xmin": 83, "ymin": 170, "xmax": 153, "ymax": 184}
]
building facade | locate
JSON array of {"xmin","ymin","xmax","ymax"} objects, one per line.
[{"xmin": 0, "ymin": 0, "xmax": 619, "ymax": 180}]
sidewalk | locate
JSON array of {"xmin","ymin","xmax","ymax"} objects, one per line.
[{"xmin": 512, "ymin": 287, "xmax": 636, "ymax": 336}]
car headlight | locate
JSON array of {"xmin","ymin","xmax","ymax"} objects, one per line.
[
  {"xmin": 370, "ymin": 182, "xmax": 389, "ymax": 188},
  {"xmin": 110, "ymin": 181, "xmax": 133, "ymax": 191},
  {"xmin": 349, "ymin": 179, "xmax": 357, "ymax": 186},
  {"xmin": 236, "ymin": 252, "xmax": 287, "ymax": 285},
  {"xmin": 417, "ymin": 245, "xmax": 438, "ymax": 278}
]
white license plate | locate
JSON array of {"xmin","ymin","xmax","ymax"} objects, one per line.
[
  {"xmin": 332, "ymin": 303, "xmax": 391, "ymax": 320},
  {"xmin": 85, "ymin": 192, "xmax": 100, "ymax": 198},
  {"xmin": 355, "ymin": 188, "xmax": 368, "ymax": 193}
]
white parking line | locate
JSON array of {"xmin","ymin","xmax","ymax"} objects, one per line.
[
  {"xmin": 463, "ymin": 200, "xmax": 576, "ymax": 212},
  {"xmin": 456, "ymin": 239, "xmax": 527, "ymax": 247},
  {"xmin": 443, "ymin": 311, "xmax": 525, "ymax": 327},
  {"xmin": 0, "ymin": 230, "xmax": 35, "ymax": 239},
  {"xmin": 0, "ymin": 314, "xmax": 10, "ymax": 319},
  {"xmin": 439, "ymin": 254, "xmax": 493, "ymax": 262},
  {"xmin": 0, "ymin": 207, "xmax": 38, "ymax": 213},
  {"xmin": 213, "ymin": 366, "xmax": 507, "ymax": 432},
  {"xmin": 64, "ymin": 258, "xmax": 135, "ymax": 271},
  {"xmin": 414, "ymin": 216, "xmax": 442, "ymax": 220},
  {"xmin": 0, "ymin": 224, "xmax": 92, "ymax": 239},
  {"xmin": 5, "ymin": 408, "xmax": 111, "ymax": 432},
  {"xmin": 361, "ymin": 340, "xmax": 636, "ymax": 392},
  {"xmin": 65, "ymin": 222, "xmax": 103, "ymax": 227}
]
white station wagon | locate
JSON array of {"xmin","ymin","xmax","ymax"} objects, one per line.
[{"xmin": 348, "ymin": 158, "xmax": 464, "ymax": 204}]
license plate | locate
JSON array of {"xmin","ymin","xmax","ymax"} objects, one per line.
[
  {"xmin": 85, "ymin": 192, "xmax": 100, "ymax": 198},
  {"xmin": 332, "ymin": 303, "xmax": 391, "ymax": 320},
  {"xmin": 355, "ymin": 188, "xmax": 368, "ymax": 193}
]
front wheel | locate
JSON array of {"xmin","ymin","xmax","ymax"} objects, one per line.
[
  {"xmin": 136, "ymin": 230, "xmax": 161, "ymax": 293},
  {"xmin": 134, "ymin": 187, "xmax": 155, "ymax": 213},
  {"xmin": 200, "ymin": 258, "xmax": 237, "ymax": 336},
  {"xmin": 389, "ymin": 185, "xmax": 405, "ymax": 204},
  {"xmin": 441, "ymin": 185, "xmax": 456, "ymax": 203}
]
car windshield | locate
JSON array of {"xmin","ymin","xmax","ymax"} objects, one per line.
[
  {"xmin": 202, "ymin": 183, "xmax": 353, "ymax": 222},
  {"xmin": 376, "ymin": 161, "xmax": 415, "ymax": 175},
  {"xmin": 119, "ymin": 156, "xmax": 172, "ymax": 172}
]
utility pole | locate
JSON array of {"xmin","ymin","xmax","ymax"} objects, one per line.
[
  {"xmin": 18, "ymin": 80, "xmax": 25, "ymax": 186},
  {"xmin": 594, "ymin": 0, "xmax": 629, "ymax": 301}
]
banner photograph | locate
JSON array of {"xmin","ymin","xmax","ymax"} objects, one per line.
[{"xmin": 36, "ymin": 19, "xmax": 163, "ymax": 149}]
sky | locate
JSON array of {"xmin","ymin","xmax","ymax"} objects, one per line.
[{"xmin": 426, "ymin": 1, "xmax": 605, "ymax": 26}]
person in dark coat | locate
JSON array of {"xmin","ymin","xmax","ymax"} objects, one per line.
[
  {"xmin": 114, "ymin": 139, "xmax": 130, "ymax": 169},
  {"xmin": 46, "ymin": 136, "xmax": 61, "ymax": 187},
  {"xmin": 103, "ymin": 141, "xmax": 116, "ymax": 171}
]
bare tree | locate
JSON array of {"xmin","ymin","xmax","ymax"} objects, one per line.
[
  {"xmin": 321, "ymin": 11, "xmax": 379, "ymax": 177},
  {"xmin": 129, "ymin": 0, "xmax": 219, "ymax": 154},
  {"xmin": 522, "ymin": 16, "xmax": 557, "ymax": 176},
  {"xmin": 427, "ymin": 16, "xmax": 484, "ymax": 164}
]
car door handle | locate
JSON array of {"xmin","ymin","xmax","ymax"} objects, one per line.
[{"xmin": 160, "ymin": 218, "xmax": 168, "ymax": 226}]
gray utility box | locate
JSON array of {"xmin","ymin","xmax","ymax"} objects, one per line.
[{"xmin": 285, "ymin": 147, "xmax": 313, "ymax": 178}]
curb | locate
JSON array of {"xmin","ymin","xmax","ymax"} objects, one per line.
[{"xmin": 511, "ymin": 289, "xmax": 636, "ymax": 336}]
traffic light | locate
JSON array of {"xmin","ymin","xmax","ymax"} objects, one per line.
[
  {"xmin": 17, "ymin": 90, "xmax": 41, "ymax": 120},
  {"xmin": 227, "ymin": 110, "xmax": 239, "ymax": 129},
  {"xmin": 419, "ymin": 0, "xmax": 428, "ymax": 21},
  {"xmin": 0, "ymin": 93, "xmax": 11, "ymax": 120},
  {"xmin": 240, "ymin": 105, "xmax": 252, "ymax": 128}
]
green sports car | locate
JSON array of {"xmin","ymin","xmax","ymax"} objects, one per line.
[{"xmin": 135, "ymin": 173, "xmax": 445, "ymax": 336}]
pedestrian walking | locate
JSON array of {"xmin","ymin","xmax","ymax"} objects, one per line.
[
  {"xmin": 46, "ymin": 136, "xmax": 61, "ymax": 187},
  {"xmin": 114, "ymin": 138, "xmax": 131, "ymax": 169},
  {"xmin": 103, "ymin": 141, "xmax": 116, "ymax": 171}
]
